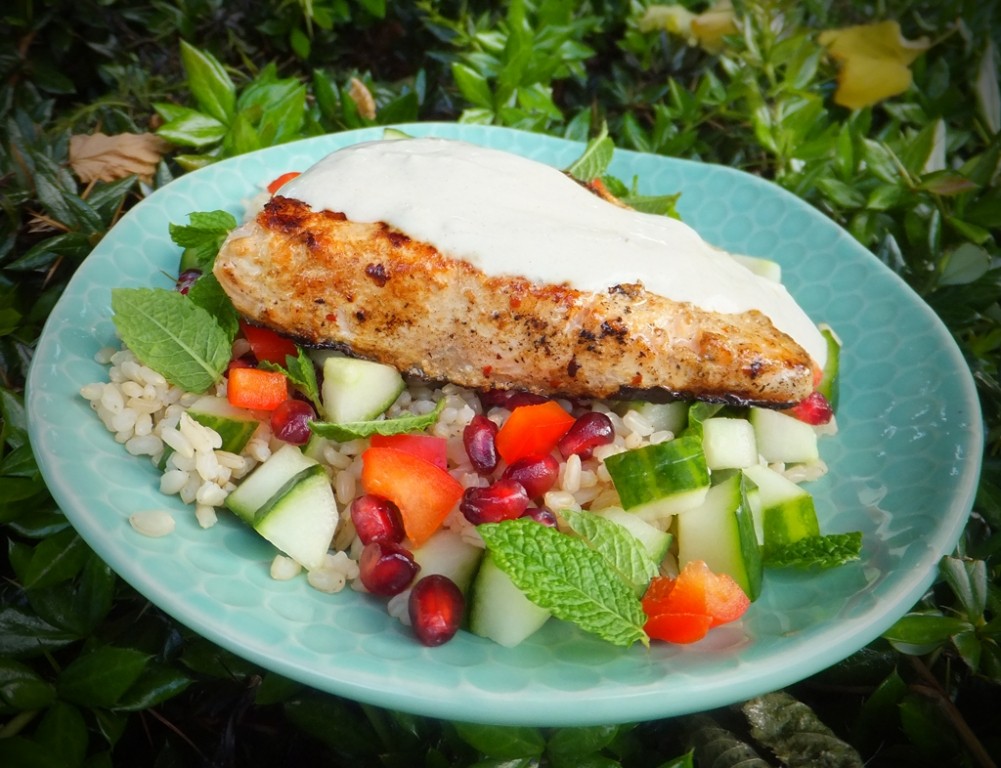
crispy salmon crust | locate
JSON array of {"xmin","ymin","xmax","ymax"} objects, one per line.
[{"xmin": 213, "ymin": 195, "xmax": 815, "ymax": 406}]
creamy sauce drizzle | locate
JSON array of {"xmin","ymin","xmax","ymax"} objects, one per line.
[{"xmin": 281, "ymin": 138, "xmax": 826, "ymax": 366}]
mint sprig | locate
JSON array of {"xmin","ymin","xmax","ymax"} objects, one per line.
[
  {"xmin": 111, "ymin": 287, "xmax": 232, "ymax": 393},
  {"xmin": 562, "ymin": 509, "xmax": 658, "ymax": 595},
  {"xmin": 478, "ymin": 519, "xmax": 649, "ymax": 648},
  {"xmin": 262, "ymin": 348, "xmax": 322, "ymax": 411},
  {"xmin": 765, "ymin": 532, "xmax": 863, "ymax": 570},
  {"xmin": 309, "ymin": 399, "xmax": 445, "ymax": 442},
  {"xmin": 564, "ymin": 123, "xmax": 614, "ymax": 182},
  {"xmin": 168, "ymin": 210, "xmax": 238, "ymax": 272}
]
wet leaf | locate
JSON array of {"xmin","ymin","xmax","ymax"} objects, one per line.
[
  {"xmin": 818, "ymin": 21, "xmax": 931, "ymax": 109},
  {"xmin": 69, "ymin": 133, "xmax": 171, "ymax": 184}
]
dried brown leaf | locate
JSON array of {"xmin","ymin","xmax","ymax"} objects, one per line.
[
  {"xmin": 69, "ymin": 132, "xmax": 172, "ymax": 184},
  {"xmin": 347, "ymin": 77, "xmax": 377, "ymax": 121}
]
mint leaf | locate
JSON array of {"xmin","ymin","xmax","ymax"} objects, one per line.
[
  {"xmin": 478, "ymin": 519, "xmax": 648, "ymax": 648},
  {"xmin": 309, "ymin": 399, "xmax": 445, "ymax": 441},
  {"xmin": 764, "ymin": 532, "xmax": 863, "ymax": 570},
  {"xmin": 169, "ymin": 210, "xmax": 237, "ymax": 272},
  {"xmin": 186, "ymin": 272, "xmax": 239, "ymax": 341},
  {"xmin": 619, "ymin": 191, "xmax": 681, "ymax": 219},
  {"xmin": 562, "ymin": 508, "xmax": 658, "ymax": 594},
  {"xmin": 565, "ymin": 123, "xmax": 614, "ymax": 182},
  {"xmin": 262, "ymin": 348, "xmax": 321, "ymax": 410},
  {"xmin": 111, "ymin": 287, "xmax": 232, "ymax": 394}
]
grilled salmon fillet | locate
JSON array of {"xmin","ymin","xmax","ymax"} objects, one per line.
[{"xmin": 214, "ymin": 195, "xmax": 815, "ymax": 406}]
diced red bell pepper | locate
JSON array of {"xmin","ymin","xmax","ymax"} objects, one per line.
[
  {"xmin": 641, "ymin": 560, "xmax": 750, "ymax": 644},
  {"xmin": 494, "ymin": 401, "xmax": 575, "ymax": 464},
  {"xmin": 267, "ymin": 171, "xmax": 301, "ymax": 195},
  {"xmin": 360, "ymin": 447, "xmax": 464, "ymax": 547},
  {"xmin": 240, "ymin": 321, "xmax": 298, "ymax": 366},
  {"xmin": 227, "ymin": 367, "xmax": 289, "ymax": 411},
  {"xmin": 644, "ymin": 612, "xmax": 714, "ymax": 645},
  {"xmin": 370, "ymin": 434, "xmax": 448, "ymax": 470}
]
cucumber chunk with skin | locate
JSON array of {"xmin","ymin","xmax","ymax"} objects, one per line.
[
  {"xmin": 187, "ymin": 395, "xmax": 260, "ymax": 454},
  {"xmin": 749, "ymin": 406, "xmax": 819, "ymax": 464},
  {"xmin": 321, "ymin": 356, "xmax": 405, "ymax": 423},
  {"xmin": 469, "ymin": 551, "xmax": 550, "ymax": 647},
  {"xmin": 677, "ymin": 473, "xmax": 762, "ymax": 600},
  {"xmin": 818, "ymin": 324, "xmax": 841, "ymax": 411},
  {"xmin": 411, "ymin": 529, "xmax": 483, "ymax": 594},
  {"xmin": 253, "ymin": 464, "xmax": 339, "ymax": 571},
  {"xmin": 226, "ymin": 443, "xmax": 317, "ymax": 524},
  {"xmin": 701, "ymin": 417, "xmax": 758, "ymax": 470},
  {"xmin": 596, "ymin": 506, "xmax": 673, "ymax": 565},
  {"xmin": 604, "ymin": 436, "xmax": 710, "ymax": 521},
  {"xmin": 616, "ymin": 400, "xmax": 688, "ymax": 435},
  {"xmin": 742, "ymin": 464, "xmax": 820, "ymax": 556}
]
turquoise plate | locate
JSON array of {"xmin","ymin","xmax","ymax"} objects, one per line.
[{"xmin": 28, "ymin": 123, "xmax": 982, "ymax": 726}]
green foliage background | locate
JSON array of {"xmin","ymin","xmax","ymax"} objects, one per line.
[{"xmin": 2, "ymin": 0, "xmax": 1000, "ymax": 765}]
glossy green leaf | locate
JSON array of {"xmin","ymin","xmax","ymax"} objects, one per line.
[
  {"xmin": 22, "ymin": 528, "xmax": 90, "ymax": 590},
  {"xmin": 882, "ymin": 614, "xmax": 973, "ymax": 645},
  {"xmin": 57, "ymin": 646, "xmax": 149, "ymax": 708},
  {"xmin": 452, "ymin": 722, "xmax": 546, "ymax": 759},
  {"xmin": 35, "ymin": 702, "xmax": 88, "ymax": 768},
  {"xmin": 546, "ymin": 725, "xmax": 620, "ymax": 767},
  {"xmin": 452, "ymin": 63, "xmax": 494, "ymax": 110},
  {"xmin": 0, "ymin": 658, "xmax": 56, "ymax": 711},
  {"xmin": 179, "ymin": 40, "xmax": 235, "ymax": 123},
  {"xmin": 0, "ymin": 606, "xmax": 79, "ymax": 657},
  {"xmin": 113, "ymin": 664, "xmax": 192, "ymax": 711}
]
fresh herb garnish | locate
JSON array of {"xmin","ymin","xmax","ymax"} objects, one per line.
[
  {"xmin": 309, "ymin": 399, "xmax": 445, "ymax": 441},
  {"xmin": 168, "ymin": 210, "xmax": 238, "ymax": 272},
  {"xmin": 186, "ymin": 271, "xmax": 240, "ymax": 340},
  {"xmin": 764, "ymin": 532, "xmax": 863, "ymax": 570},
  {"xmin": 262, "ymin": 348, "xmax": 322, "ymax": 411},
  {"xmin": 478, "ymin": 518, "xmax": 649, "ymax": 648},
  {"xmin": 111, "ymin": 287, "xmax": 232, "ymax": 393},
  {"xmin": 562, "ymin": 508, "xmax": 659, "ymax": 595},
  {"xmin": 565, "ymin": 123, "xmax": 614, "ymax": 182}
]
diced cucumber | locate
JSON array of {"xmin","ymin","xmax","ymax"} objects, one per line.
[
  {"xmin": 187, "ymin": 395, "xmax": 260, "ymax": 454},
  {"xmin": 749, "ymin": 406, "xmax": 819, "ymax": 464},
  {"xmin": 701, "ymin": 417, "xmax": 758, "ymax": 470},
  {"xmin": 733, "ymin": 253, "xmax": 782, "ymax": 282},
  {"xmin": 818, "ymin": 323, "xmax": 841, "ymax": 411},
  {"xmin": 253, "ymin": 465, "xmax": 339, "ymax": 571},
  {"xmin": 604, "ymin": 436, "xmax": 710, "ymax": 521},
  {"xmin": 742, "ymin": 464, "xmax": 820, "ymax": 556},
  {"xmin": 615, "ymin": 400, "xmax": 688, "ymax": 435},
  {"xmin": 468, "ymin": 551, "xmax": 550, "ymax": 647},
  {"xmin": 595, "ymin": 506, "xmax": 673, "ymax": 565},
  {"xmin": 676, "ymin": 473, "xmax": 762, "ymax": 600},
  {"xmin": 321, "ymin": 355, "xmax": 405, "ymax": 423},
  {"xmin": 225, "ymin": 443, "xmax": 317, "ymax": 523},
  {"xmin": 411, "ymin": 529, "xmax": 483, "ymax": 594},
  {"xmin": 303, "ymin": 432, "xmax": 331, "ymax": 462}
]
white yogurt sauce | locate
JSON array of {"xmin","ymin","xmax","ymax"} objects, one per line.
[{"xmin": 281, "ymin": 138, "xmax": 826, "ymax": 366}]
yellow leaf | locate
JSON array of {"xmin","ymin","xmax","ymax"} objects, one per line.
[
  {"xmin": 348, "ymin": 77, "xmax": 377, "ymax": 121},
  {"xmin": 69, "ymin": 132, "xmax": 172, "ymax": 184},
  {"xmin": 690, "ymin": 1, "xmax": 738, "ymax": 54},
  {"xmin": 818, "ymin": 20, "xmax": 931, "ymax": 109},
  {"xmin": 640, "ymin": 1, "xmax": 736, "ymax": 54}
]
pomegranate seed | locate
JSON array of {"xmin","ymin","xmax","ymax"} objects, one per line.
[
  {"xmin": 460, "ymin": 479, "xmax": 530, "ymax": 525},
  {"xmin": 521, "ymin": 506, "xmax": 558, "ymax": 527},
  {"xmin": 463, "ymin": 414, "xmax": 499, "ymax": 473},
  {"xmin": 787, "ymin": 390, "xmax": 833, "ymax": 425},
  {"xmin": 479, "ymin": 390, "xmax": 548, "ymax": 410},
  {"xmin": 350, "ymin": 494, "xmax": 405, "ymax": 545},
  {"xmin": 558, "ymin": 411, "xmax": 615, "ymax": 459},
  {"xmin": 176, "ymin": 268, "xmax": 202, "ymax": 294},
  {"xmin": 408, "ymin": 574, "xmax": 464, "ymax": 646},
  {"xmin": 270, "ymin": 398, "xmax": 315, "ymax": 445},
  {"xmin": 225, "ymin": 355, "xmax": 256, "ymax": 377},
  {"xmin": 501, "ymin": 454, "xmax": 559, "ymax": 499},
  {"xmin": 359, "ymin": 541, "xmax": 419, "ymax": 596}
]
